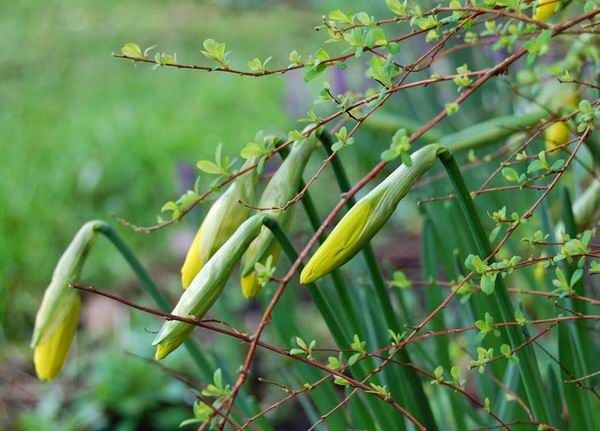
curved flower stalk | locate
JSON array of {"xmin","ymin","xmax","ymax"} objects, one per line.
[
  {"xmin": 534, "ymin": 0, "xmax": 559, "ymax": 21},
  {"xmin": 240, "ymin": 135, "xmax": 318, "ymax": 297},
  {"xmin": 181, "ymin": 159, "xmax": 259, "ymax": 288},
  {"xmin": 300, "ymin": 144, "xmax": 445, "ymax": 284},
  {"xmin": 31, "ymin": 220, "xmax": 103, "ymax": 380},
  {"xmin": 154, "ymin": 214, "xmax": 267, "ymax": 360}
]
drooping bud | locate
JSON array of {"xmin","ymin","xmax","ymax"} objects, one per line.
[
  {"xmin": 239, "ymin": 135, "xmax": 318, "ymax": 297},
  {"xmin": 31, "ymin": 220, "xmax": 103, "ymax": 380},
  {"xmin": 154, "ymin": 214, "xmax": 267, "ymax": 359},
  {"xmin": 181, "ymin": 159, "xmax": 258, "ymax": 288},
  {"xmin": 300, "ymin": 145, "xmax": 445, "ymax": 284}
]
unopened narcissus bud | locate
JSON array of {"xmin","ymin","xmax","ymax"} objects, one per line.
[
  {"xmin": 154, "ymin": 214, "xmax": 267, "ymax": 359},
  {"xmin": 544, "ymin": 121, "xmax": 570, "ymax": 151},
  {"xmin": 239, "ymin": 135, "xmax": 318, "ymax": 298},
  {"xmin": 181, "ymin": 159, "xmax": 258, "ymax": 289},
  {"xmin": 31, "ymin": 220, "xmax": 103, "ymax": 380},
  {"xmin": 533, "ymin": 0, "xmax": 558, "ymax": 21},
  {"xmin": 300, "ymin": 144, "xmax": 445, "ymax": 284},
  {"xmin": 239, "ymin": 210, "xmax": 293, "ymax": 298}
]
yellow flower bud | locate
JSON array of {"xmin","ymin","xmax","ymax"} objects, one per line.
[
  {"xmin": 239, "ymin": 135, "xmax": 318, "ymax": 296},
  {"xmin": 240, "ymin": 272, "xmax": 260, "ymax": 300},
  {"xmin": 181, "ymin": 228, "xmax": 203, "ymax": 289},
  {"xmin": 181, "ymin": 160, "xmax": 258, "ymax": 288},
  {"xmin": 544, "ymin": 121, "xmax": 570, "ymax": 151},
  {"xmin": 31, "ymin": 220, "xmax": 103, "ymax": 380},
  {"xmin": 154, "ymin": 214, "xmax": 267, "ymax": 359},
  {"xmin": 34, "ymin": 299, "xmax": 80, "ymax": 380},
  {"xmin": 240, "ymin": 237, "xmax": 285, "ymax": 299},
  {"xmin": 533, "ymin": 0, "xmax": 558, "ymax": 22},
  {"xmin": 300, "ymin": 144, "xmax": 444, "ymax": 284}
]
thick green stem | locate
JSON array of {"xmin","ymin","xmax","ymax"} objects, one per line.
[
  {"xmin": 97, "ymin": 223, "xmax": 274, "ymax": 429},
  {"xmin": 278, "ymin": 147, "xmax": 363, "ymax": 338},
  {"xmin": 263, "ymin": 217, "xmax": 401, "ymax": 430},
  {"xmin": 438, "ymin": 151, "xmax": 550, "ymax": 425},
  {"xmin": 421, "ymin": 214, "xmax": 466, "ymax": 430},
  {"xmin": 557, "ymin": 189, "xmax": 596, "ymax": 429},
  {"xmin": 96, "ymin": 223, "xmax": 214, "ymax": 377},
  {"xmin": 318, "ymin": 130, "xmax": 438, "ymax": 431}
]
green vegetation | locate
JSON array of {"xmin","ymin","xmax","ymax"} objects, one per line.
[{"xmin": 4, "ymin": 1, "xmax": 600, "ymax": 430}]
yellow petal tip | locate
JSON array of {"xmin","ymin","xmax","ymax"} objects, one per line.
[
  {"xmin": 299, "ymin": 268, "xmax": 313, "ymax": 285},
  {"xmin": 32, "ymin": 300, "xmax": 80, "ymax": 381},
  {"xmin": 241, "ymin": 273, "xmax": 260, "ymax": 299},
  {"xmin": 155, "ymin": 343, "xmax": 171, "ymax": 361}
]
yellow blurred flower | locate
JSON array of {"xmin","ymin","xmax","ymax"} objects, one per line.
[
  {"xmin": 533, "ymin": 261, "xmax": 547, "ymax": 282},
  {"xmin": 544, "ymin": 121, "xmax": 570, "ymax": 151},
  {"xmin": 533, "ymin": 0, "xmax": 558, "ymax": 22}
]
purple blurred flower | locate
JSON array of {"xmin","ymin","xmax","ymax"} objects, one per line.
[
  {"xmin": 177, "ymin": 162, "xmax": 196, "ymax": 192},
  {"xmin": 332, "ymin": 66, "xmax": 349, "ymax": 95}
]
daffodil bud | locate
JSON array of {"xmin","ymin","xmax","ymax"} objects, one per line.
[
  {"xmin": 239, "ymin": 135, "xmax": 318, "ymax": 296},
  {"xmin": 239, "ymin": 210, "xmax": 293, "ymax": 298},
  {"xmin": 31, "ymin": 220, "xmax": 103, "ymax": 380},
  {"xmin": 544, "ymin": 121, "xmax": 570, "ymax": 151},
  {"xmin": 533, "ymin": 0, "xmax": 558, "ymax": 22},
  {"xmin": 181, "ymin": 159, "xmax": 258, "ymax": 288},
  {"xmin": 300, "ymin": 144, "xmax": 445, "ymax": 284},
  {"xmin": 154, "ymin": 214, "xmax": 267, "ymax": 359}
]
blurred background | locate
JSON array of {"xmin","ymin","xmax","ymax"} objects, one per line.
[
  {"xmin": 3, "ymin": 0, "xmax": 593, "ymax": 430},
  {"xmin": 0, "ymin": 1, "xmax": 370, "ymax": 429}
]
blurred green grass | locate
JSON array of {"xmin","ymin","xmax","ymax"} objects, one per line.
[{"xmin": 0, "ymin": 0, "xmax": 319, "ymax": 340}]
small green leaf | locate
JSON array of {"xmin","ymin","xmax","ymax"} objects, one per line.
[
  {"xmin": 480, "ymin": 274, "xmax": 495, "ymax": 295},
  {"xmin": 501, "ymin": 167, "xmax": 519, "ymax": 183},
  {"xmin": 197, "ymin": 160, "xmax": 222, "ymax": 175},
  {"xmin": 121, "ymin": 42, "xmax": 144, "ymax": 59}
]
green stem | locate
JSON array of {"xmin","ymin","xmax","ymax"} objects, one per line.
[
  {"xmin": 278, "ymin": 148, "xmax": 363, "ymax": 338},
  {"xmin": 421, "ymin": 213, "xmax": 466, "ymax": 431},
  {"xmin": 438, "ymin": 151, "xmax": 550, "ymax": 425},
  {"xmin": 263, "ymin": 217, "xmax": 401, "ymax": 431},
  {"xmin": 97, "ymin": 223, "xmax": 274, "ymax": 429},
  {"xmin": 557, "ymin": 189, "xmax": 596, "ymax": 429},
  {"xmin": 96, "ymin": 223, "xmax": 214, "ymax": 378},
  {"xmin": 318, "ymin": 130, "xmax": 438, "ymax": 431}
]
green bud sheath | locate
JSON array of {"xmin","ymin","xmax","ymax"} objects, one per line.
[
  {"xmin": 301, "ymin": 144, "xmax": 444, "ymax": 284},
  {"xmin": 240, "ymin": 135, "xmax": 318, "ymax": 279},
  {"xmin": 31, "ymin": 220, "xmax": 103, "ymax": 380},
  {"xmin": 154, "ymin": 214, "xmax": 267, "ymax": 359}
]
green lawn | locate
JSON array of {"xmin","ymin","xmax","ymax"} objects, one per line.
[{"xmin": 0, "ymin": 0, "xmax": 318, "ymax": 340}]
